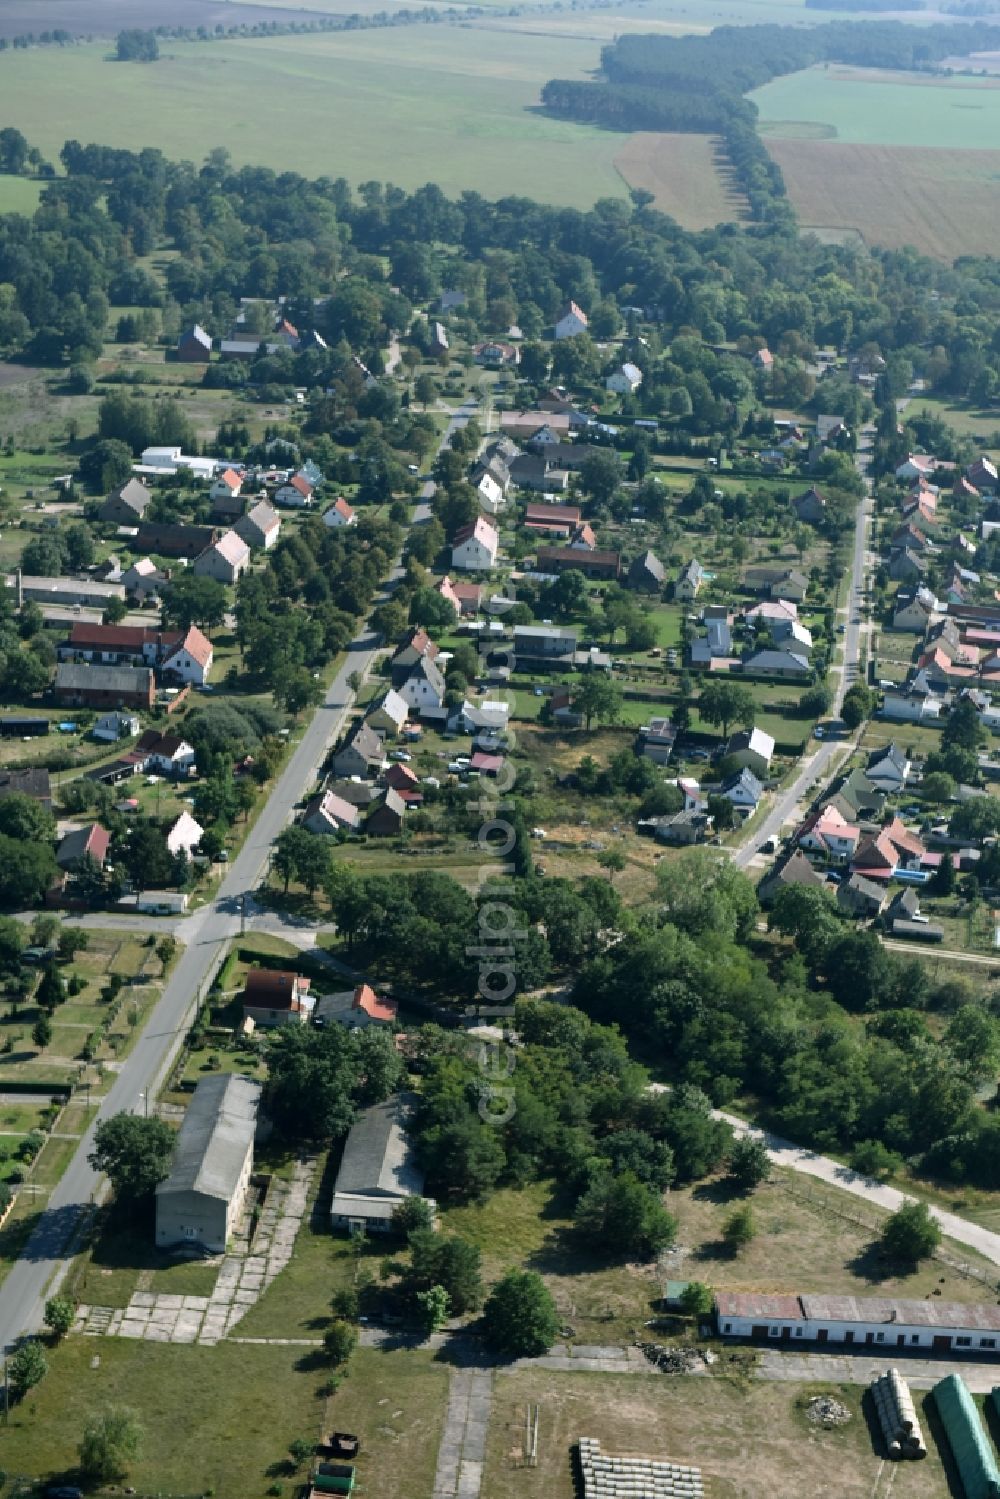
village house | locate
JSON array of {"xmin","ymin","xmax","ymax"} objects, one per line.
[
  {"xmin": 646, "ymin": 807, "xmax": 712, "ymax": 845},
  {"xmin": 822, "ymin": 768, "xmax": 886, "ymax": 824},
  {"xmin": 99, "ymin": 478, "xmax": 152, "ymax": 526},
  {"xmin": 391, "ymin": 628, "xmax": 439, "ymax": 684},
  {"xmin": 756, "ymin": 849, "xmax": 826, "ymax": 906},
  {"xmin": 690, "ymin": 616, "xmax": 733, "ymax": 667},
  {"xmin": 235, "ymin": 500, "xmax": 281, "ymax": 552},
  {"xmin": 176, "ymin": 324, "xmax": 213, "ymax": 362},
  {"xmin": 896, "ymin": 455, "xmax": 938, "ymax": 483},
  {"xmin": 509, "ymin": 454, "xmax": 570, "ymax": 494},
  {"xmin": 751, "ymin": 347, "xmax": 773, "ymax": 371},
  {"xmin": 242, "ymin": 969, "xmax": 314, "ymax": 1028},
  {"xmin": 275, "ymin": 474, "xmax": 314, "ymax": 508},
  {"xmin": 210, "ymin": 468, "xmax": 243, "ymax": 506},
  {"xmin": 398, "ymin": 656, "xmax": 446, "ymax": 714},
  {"xmin": 322, "ymin": 496, "xmax": 356, "ymax": 528},
  {"xmin": 452, "ymin": 516, "xmax": 499, "ymax": 573},
  {"xmin": 139, "ymin": 446, "xmax": 220, "ymax": 482},
  {"xmin": 639, "ymin": 718, "xmax": 677, "ymax": 766},
  {"xmin": 838, "ymin": 872, "xmax": 887, "ymax": 919},
  {"xmin": 866, "ymin": 742, "xmax": 910, "ymax": 793},
  {"xmin": 330, "ymin": 1093, "xmax": 430, "ymax": 1234},
  {"xmin": 570, "ymin": 522, "xmax": 597, "ymax": 551},
  {"xmin": 554, "ymin": 301, "xmax": 589, "ymax": 340},
  {"xmin": 166, "ymin": 810, "xmax": 204, "ymax": 858},
  {"xmin": 92, "ymin": 711, "xmax": 140, "ymax": 743},
  {"xmin": 314, "ymin": 983, "xmax": 398, "ymax": 1031},
  {"xmin": 302, "ymin": 790, "xmax": 361, "ymax": 836},
  {"xmin": 134, "ymin": 730, "xmax": 196, "ymax": 777},
  {"xmin": 474, "ymin": 466, "xmax": 507, "ymax": 514},
  {"xmin": 968, "ymin": 456, "xmax": 999, "ymax": 494},
  {"xmin": 798, "ymin": 804, "xmax": 861, "ymax": 864},
  {"xmin": 725, "ymin": 726, "xmax": 775, "ymax": 778},
  {"xmin": 366, "ymin": 688, "xmax": 409, "ymax": 738},
  {"xmin": 332, "ymin": 724, "xmax": 385, "ymax": 780},
  {"xmin": 792, "ymin": 486, "xmax": 826, "ymax": 525},
  {"xmin": 163, "ymin": 626, "xmax": 214, "ymax": 686},
  {"xmin": 474, "ymin": 340, "xmax": 519, "ymax": 368},
  {"xmin": 606, "ymin": 362, "xmax": 643, "ymax": 395},
  {"xmin": 193, "ymin": 530, "xmax": 251, "ymax": 585},
  {"xmin": 429, "ymin": 321, "xmax": 449, "ymax": 356},
  {"xmin": 628, "ymin": 550, "xmax": 665, "ymax": 594},
  {"xmin": 720, "ymin": 767, "xmax": 763, "ymax": 814},
  {"xmin": 675, "ymin": 558, "xmax": 705, "ymax": 602},
  {"xmin": 122, "ymin": 558, "xmax": 167, "ymax": 600},
  {"xmin": 56, "ymin": 822, "xmax": 110, "ymax": 873},
  {"xmin": 437, "ymin": 576, "xmax": 481, "ymax": 619},
  {"xmin": 54, "ymin": 663, "xmax": 155, "ymax": 711},
  {"xmin": 893, "ymin": 587, "xmax": 941, "ymax": 632},
  {"xmin": 155, "ymin": 1074, "xmax": 261, "ymax": 1254},
  {"xmin": 881, "ymin": 686, "xmax": 944, "ymax": 724},
  {"xmin": 367, "ymin": 787, "xmax": 407, "ymax": 836},
  {"xmin": 512, "ymin": 625, "xmax": 577, "ymax": 671},
  {"xmin": 743, "ymin": 567, "xmax": 809, "ymax": 603},
  {"xmin": 742, "ymin": 646, "xmax": 810, "ymax": 679}
]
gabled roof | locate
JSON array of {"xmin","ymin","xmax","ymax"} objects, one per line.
[
  {"xmin": 343, "ymin": 723, "xmax": 385, "ymax": 763},
  {"xmin": 156, "ymin": 1074, "xmax": 260, "ymax": 1204},
  {"xmin": 216, "ymin": 468, "xmax": 241, "ymax": 491},
  {"xmin": 557, "ymin": 300, "xmax": 588, "ymax": 325},
  {"xmin": 56, "ymin": 822, "xmax": 109, "ymax": 870},
  {"xmin": 453, "ymin": 516, "xmax": 498, "ymax": 552},
  {"xmin": 244, "ymin": 969, "xmax": 306, "ymax": 1007},
  {"xmin": 208, "ymin": 530, "xmax": 250, "ymax": 568},
  {"xmin": 867, "ymin": 742, "xmax": 907, "ymax": 775},
  {"xmin": 393, "ymin": 628, "xmax": 439, "ymax": 663},
  {"xmin": 237, "ymin": 500, "xmax": 280, "ymax": 539},
  {"xmin": 630, "ymin": 549, "xmax": 665, "ymax": 582},
  {"xmin": 352, "ymin": 983, "xmax": 397, "ymax": 1023},
  {"xmin": 166, "ymin": 625, "xmax": 213, "ymax": 669},
  {"xmin": 282, "ymin": 474, "xmax": 312, "ymax": 497},
  {"xmin": 722, "ymin": 767, "xmax": 762, "ymax": 800}
]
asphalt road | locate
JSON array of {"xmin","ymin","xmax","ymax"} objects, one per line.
[
  {"xmin": 0, "ymin": 400, "xmax": 474, "ymax": 1354},
  {"xmin": 733, "ymin": 430, "xmax": 874, "ymax": 870}
]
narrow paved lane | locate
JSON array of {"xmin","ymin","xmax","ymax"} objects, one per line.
[
  {"xmin": 0, "ymin": 400, "xmax": 476, "ymax": 1354},
  {"xmin": 733, "ymin": 428, "xmax": 874, "ymax": 869}
]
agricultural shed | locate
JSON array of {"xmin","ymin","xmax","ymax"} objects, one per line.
[{"xmin": 931, "ymin": 1374, "xmax": 1000, "ymax": 1499}]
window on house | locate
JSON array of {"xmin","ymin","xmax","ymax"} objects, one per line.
[
  {"xmin": 723, "ymin": 1323, "xmax": 732, "ymax": 1334},
  {"xmin": 910, "ymin": 1335, "xmax": 919, "ymax": 1344},
  {"xmin": 876, "ymin": 1332, "xmax": 885, "ymax": 1343},
  {"xmin": 795, "ymin": 1328, "xmax": 803, "ymax": 1338},
  {"xmin": 956, "ymin": 1337, "xmax": 971, "ymax": 1347},
  {"xmin": 768, "ymin": 1327, "xmax": 780, "ymax": 1337},
  {"xmin": 981, "ymin": 1338, "xmax": 996, "ymax": 1349}
]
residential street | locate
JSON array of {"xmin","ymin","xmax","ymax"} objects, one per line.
[
  {"xmin": 0, "ymin": 400, "xmax": 475, "ymax": 1355},
  {"xmin": 734, "ymin": 427, "xmax": 874, "ymax": 869}
]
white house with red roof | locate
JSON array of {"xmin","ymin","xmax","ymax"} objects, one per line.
[
  {"xmin": 275, "ymin": 473, "xmax": 314, "ymax": 508},
  {"xmin": 323, "ymin": 496, "xmax": 356, "ymax": 528},
  {"xmin": 798, "ymin": 804, "xmax": 860, "ymax": 864},
  {"xmin": 192, "ymin": 530, "xmax": 250, "ymax": 585},
  {"xmin": 315, "ymin": 983, "xmax": 398, "ymax": 1030},
  {"xmin": 554, "ymin": 300, "xmax": 589, "ymax": 340},
  {"xmin": 210, "ymin": 468, "xmax": 243, "ymax": 503},
  {"xmin": 896, "ymin": 454, "xmax": 937, "ymax": 483},
  {"xmin": 162, "ymin": 625, "xmax": 214, "ymax": 685},
  {"xmin": 452, "ymin": 516, "xmax": 499, "ymax": 573}
]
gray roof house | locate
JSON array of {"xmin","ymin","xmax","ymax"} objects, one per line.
[
  {"xmin": 155, "ymin": 1074, "xmax": 261, "ymax": 1254},
  {"xmin": 332, "ymin": 723, "xmax": 385, "ymax": 780},
  {"xmin": 757, "ymin": 849, "xmax": 826, "ymax": 906},
  {"xmin": 628, "ymin": 550, "xmax": 665, "ymax": 593},
  {"xmin": 330, "ymin": 1093, "xmax": 432, "ymax": 1234}
]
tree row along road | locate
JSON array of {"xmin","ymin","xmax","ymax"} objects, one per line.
[{"xmin": 0, "ymin": 400, "xmax": 476, "ymax": 1355}]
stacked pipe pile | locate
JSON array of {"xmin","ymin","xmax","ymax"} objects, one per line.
[
  {"xmin": 577, "ymin": 1438, "xmax": 704, "ymax": 1498},
  {"xmin": 870, "ymin": 1369, "xmax": 927, "ymax": 1460}
]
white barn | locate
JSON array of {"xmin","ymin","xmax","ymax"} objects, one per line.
[
  {"xmin": 716, "ymin": 1290, "xmax": 1000, "ymax": 1356},
  {"xmin": 155, "ymin": 1074, "xmax": 261, "ymax": 1253}
]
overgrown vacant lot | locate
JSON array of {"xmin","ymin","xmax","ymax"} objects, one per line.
[
  {"xmin": 767, "ymin": 139, "xmax": 1000, "ymax": 259},
  {"xmin": 613, "ymin": 132, "xmax": 749, "ymax": 229},
  {"xmin": 484, "ymin": 1369, "xmax": 951, "ymax": 1499},
  {"xmin": 0, "ymin": 1339, "xmax": 326, "ymax": 1497}
]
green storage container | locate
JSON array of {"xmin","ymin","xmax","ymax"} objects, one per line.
[
  {"xmin": 932, "ymin": 1374, "xmax": 1000, "ymax": 1499},
  {"xmin": 313, "ymin": 1462, "xmax": 355, "ymax": 1495}
]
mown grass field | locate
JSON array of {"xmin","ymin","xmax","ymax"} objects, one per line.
[
  {"xmin": 613, "ymin": 131, "xmax": 748, "ymax": 228},
  {"xmin": 768, "ymin": 139, "xmax": 1000, "ymax": 259},
  {"xmin": 754, "ymin": 63, "xmax": 1000, "ymax": 149},
  {"xmin": 0, "ymin": 32, "xmax": 629, "ymax": 205},
  {"xmin": 0, "ymin": 174, "xmax": 42, "ymax": 213}
]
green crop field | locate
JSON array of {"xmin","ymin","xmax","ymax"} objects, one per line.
[
  {"xmin": 0, "ymin": 175, "xmax": 42, "ymax": 213},
  {"xmin": 0, "ymin": 32, "xmax": 629, "ymax": 206},
  {"xmin": 753, "ymin": 64, "xmax": 1000, "ymax": 149}
]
